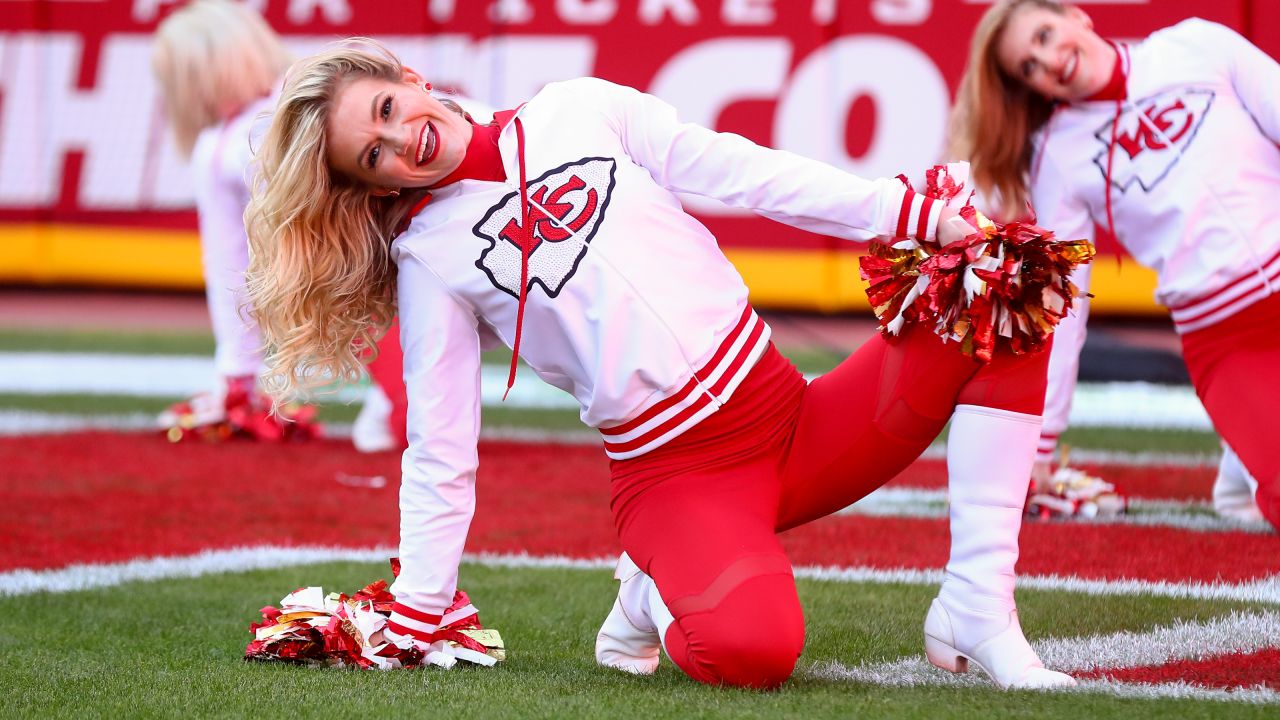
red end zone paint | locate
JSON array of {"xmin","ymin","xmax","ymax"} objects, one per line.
[
  {"xmin": 1, "ymin": 432, "xmax": 1273, "ymax": 582},
  {"xmin": 1079, "ymin": 648, "xmax": 1280, "ymax": 691}
]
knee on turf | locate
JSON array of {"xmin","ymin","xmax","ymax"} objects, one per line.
[{"xmin": 673, "ymin": 574, "xmax": 805, "ymax": 689}]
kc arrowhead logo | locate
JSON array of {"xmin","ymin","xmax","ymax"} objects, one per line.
[
  {"xmin": 474, "ymin": 157, "xmax": 617, "ymax": 299},
  {"xmin": 1092, "ymin": 89, "xmax": 1214, "ymax": 194}
]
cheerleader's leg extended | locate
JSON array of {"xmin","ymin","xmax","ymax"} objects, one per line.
[{"xmin": 775, "ymin": 325, "xmax": 1075, "ymax": 689}]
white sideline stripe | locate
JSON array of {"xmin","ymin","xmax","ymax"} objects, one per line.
[
  {"xmin": 811, "ymin": 610, "xmax": 1280, "ymax": 703},
  {"xmin": 1071, "ymin": 382, "xmax": 1210, "ymax": 431},
  {"xmin": 0, "ymin": 548, "xmax": 611, "ymax": 596},
  {"xmin": 0, "ymin": 410, "xmax": 157, "ymax": 435},
  {"xmin": 0, "ymin": 353, "xmax": 556, "ymax": 407},
  {"xmin": 0, "ymin": 352, "xmax": 1213, "ymax": 429},
  {"xmin": 842, "ymin": 487, "xmax": 1274, "ymax": 534},
  {"xmin": 4, "ymin": 547, "xmax": 1277, "ymax": 606}
]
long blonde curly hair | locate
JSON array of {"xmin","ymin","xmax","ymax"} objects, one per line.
[
  {"xmin": 245, "ymin": 40, "xmax": 423, "ymax": 401},
  {"xmin": 948, "ymin": 0, "xmax": 1063, "ymax": 218}
]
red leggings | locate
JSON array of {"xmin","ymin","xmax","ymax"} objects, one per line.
[
  {"xmin": 1181, "ymin": 292, "xmax": 1280, "ymax": 531},
  {"xmin": 609, "ymin": 325, "xmax": 1050, "ymax": 688},
  {"xmin": 365, "ymin": 318, "xmax": 410, "ymax": 448}
]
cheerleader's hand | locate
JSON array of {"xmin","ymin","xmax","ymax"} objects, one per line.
[{"xmin": 937, "ymin": 206, "xmax": 978, "ymax": 247}]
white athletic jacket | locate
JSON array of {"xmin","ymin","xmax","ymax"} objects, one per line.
[
  {"xmin": 190, "ymin": 97, "xmax": 273, "ymax": 379},
  {"xmin": 384, "ymin": 77, "xmax": 943, "ymax": 641},
  {"xmin": 1030, "ymin": 19, "xmax": 1280, "ymax": 459}
]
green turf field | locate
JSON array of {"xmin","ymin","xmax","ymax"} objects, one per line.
[
  {"xmin": 1, "ymin": 562, "xmax": 1268, "ymax": 719},
  {"xmin": 6, "ymin": 325, "xmax": 1273, "ymax": 716}
]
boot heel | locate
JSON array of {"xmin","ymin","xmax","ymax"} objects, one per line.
[{"xmin": 924, "ymin": 633, "xmax": 968, "ymax": 674}]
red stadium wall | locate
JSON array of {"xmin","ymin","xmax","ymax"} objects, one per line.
[{"xmin": 0, "ymin": 0, "xmax": 1268, "ymax": 313}]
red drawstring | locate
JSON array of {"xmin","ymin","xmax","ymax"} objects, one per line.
[
  {"xmin": 1101, "ymin": 43, "xmax": 1128, "ymax": 271},
  {"xmin": 504, "ymin": 117, "xmax": 531, "ymax": 401},
  {"xmin": 1103, "ymin": 98, "xmax": 1123, "ymax": 271}
]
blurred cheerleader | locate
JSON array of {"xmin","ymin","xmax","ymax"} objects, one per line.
[
  {"xmin": 951, "ymin": 0, "xmax": 1280, "ymax": 530},
  {"xmin": 152, "ymin": 0, "xmax": 407, "ymax": 449}
]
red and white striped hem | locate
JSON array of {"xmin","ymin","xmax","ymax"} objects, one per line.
[
  {"xmin": 895, "ymin": 189, "xmax": 941, "ymax": 242},
  {"xmin": 385, "ymin": 601, "xmax": 442, "ymax": 643},
  {"xmin": 1036, "ymin": 433, "xmax": 1059, "ymax": 463},
  {"xmin": 598, "ymin": 305, "xmax": 770, "ymax": 460},
  {"xmin": 1168, "ymin": 250, "xmax": 1280, "ymax": 333}
]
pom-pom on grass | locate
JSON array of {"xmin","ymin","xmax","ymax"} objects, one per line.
[
  {"xmin": 245, "ymin": 563, "xmax": 504, "ymax": 670},
  {"xmin": 861, "ymin": 165, "xmax": 1095, "ymax": 362},
  {"xmin": 159, "ymin": 375, "xmax": 321, "ymax": 444}
]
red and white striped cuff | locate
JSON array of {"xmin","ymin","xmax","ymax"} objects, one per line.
[
  {"xmin": 1036, "ymin": 433, "xmax": 1059, "ymax": 463},
  {"xmin": 599, "ymin": 305, "xmax": 769, "ymax": 460},
  {"xmin": 385, "ymin": 601, "xmax": 442, "ymax": 644},
  {"xmin": 1168, "ymin": 248, "xmax": 1280, "ymax": 333},
  {"xmin": 894, "ymin": 189, "xmax": 942, "ymax": 242}
]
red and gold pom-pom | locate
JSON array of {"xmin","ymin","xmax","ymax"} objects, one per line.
[
  {"xmin": 860, "ymin": 167, "xmax": 1095, "ymax": 362},
  {"xmin": 1027, "ymin": 466, "xmax": 1128, "ymax": 520},
  {"xmin": 244, "ymin": 562, "xmax": 505, "ymax": 670},
  {"xmin": 160, "ymin": 376, "xmax": 321, "ymax": 444}
]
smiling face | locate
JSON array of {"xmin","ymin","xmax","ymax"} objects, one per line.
[
  {"xmin": 325, "ymin": 69, "xmax": 472, "ymax": 193},
  {"xmin": 995, "ymin": 4, "xmax": 1116, "ymax": 101}
]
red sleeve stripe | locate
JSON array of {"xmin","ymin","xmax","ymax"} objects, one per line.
[
  {"xmin": 915, "ymin": 196, "xmax": 935, "ymax": 241},
  {"xmin": 896, "ymin": 190, "xmax": 915, "ymax": 238},
  {"xmin": 391, "ymin": 601, "xmax": 443, "ymax": 626}
]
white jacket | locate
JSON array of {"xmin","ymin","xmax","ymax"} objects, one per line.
[
  {"xmin": 1031, "ymin": 19, "xmax": 1280, "ymax": 457},
  {"xmin": 190, "ymin": 97, "xmax": 273, "ymax": 379},
  {"xmin": 384, "ymin": 77, "xmax": 942, "ymax": 640}
]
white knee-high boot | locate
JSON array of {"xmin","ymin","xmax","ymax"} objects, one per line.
[
  {"xmin": 595, "ymin": 553, "xmax": 673, "ymax": 675},
  {"xmin": 1212, "ymin": 443, "xmax": 1263, "ymax": 523},
  {"xmin": 924, "ymin": 405, "xmax": 1076, "ymax": 689}
]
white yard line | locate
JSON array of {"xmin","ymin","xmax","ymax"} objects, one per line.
[
  {"xmin": 4, "ymin": 546, "xmax": 1277, "ymax": 606},
  {"xmin": 0, "ymin": 352, "xmax": 1214, "ymax": 429},
  {"xmin": 811, "ymin": 609, "xmax": 1280, "ymax": 703},
  {"xmin": 792, "ymin": 565, "xmax": 1280, "ymax": 605}
]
